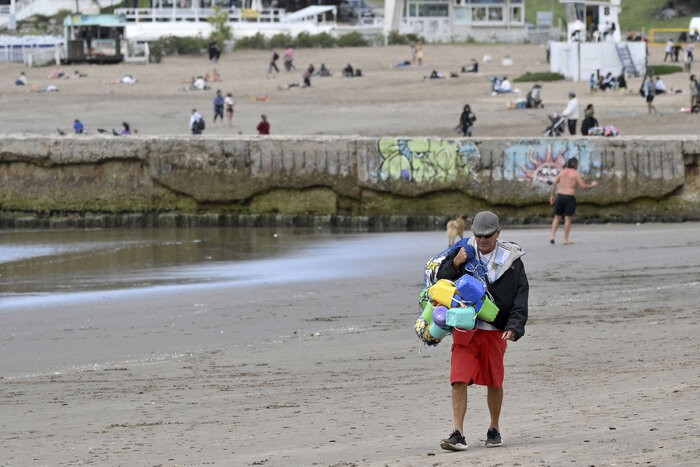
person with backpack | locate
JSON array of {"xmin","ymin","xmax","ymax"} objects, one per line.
[
  {"xmin": 189, "ymin": 108, "xmax": 204, "ymax": 135},
  {"xmin": 435, "ymin": 211, "xmax": 529, "ymax": 452}
]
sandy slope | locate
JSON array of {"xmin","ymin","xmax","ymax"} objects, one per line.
[{"xmin": 1, "ymin": 43, "xmax": 698, "ymax": 137}]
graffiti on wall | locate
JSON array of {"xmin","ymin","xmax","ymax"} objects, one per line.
[
  {"xmin": 376, "ymin": 139, "xmax": 480, "ymax": 183},
  {"xmin": 504, "ymin": 140, "xmax": 598, "ymax": 185}
]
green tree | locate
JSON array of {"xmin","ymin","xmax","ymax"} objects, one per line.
[{"xmin": 208, "ymin": 7, "xmax": 232, "ymax": 45}]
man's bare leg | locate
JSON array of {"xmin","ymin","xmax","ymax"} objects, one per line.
[
  {"xmin": 550, "ymin": 215, "xmax": 560, "ymax": 243},
  {"xmin": 487, "ymin": 386, "xmax": 503, "ymax": 431},
  {"xmin": 452, "ymin": 382, "xmax": 468, "ymax": 433},
  {"xmin": 563, "ymin": 216, "xmax": 574, "ymax": 244}
]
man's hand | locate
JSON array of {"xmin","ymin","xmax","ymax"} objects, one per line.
[
  {"xmin": 452, "ymin": 247, "xmax": 467, "ymax": 269},
  {"xmin": 502, "ymin": 330, "xmax": 517, "ymax": 341}
]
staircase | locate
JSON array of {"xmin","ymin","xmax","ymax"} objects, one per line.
[{"xmin": 615, "ymin": 43, "xmax": 640, "ymax": 77}]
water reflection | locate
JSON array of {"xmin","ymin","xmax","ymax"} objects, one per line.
[{"xmin": 0, "ymin": 227, "xmax": 339, "ymax": 298}]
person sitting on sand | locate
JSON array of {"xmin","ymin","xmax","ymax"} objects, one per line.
[
  {"xmin": 205, "ymin": 69, "xmax": 221, "ymax": 82},
  {"xmin": 343, "ymin": 63, "xmax": 355, "ymax": 77},
  {"xmin": 526, "ymin": 84, "xmax": 543, "ymax": 108},
  {"xmin": 654, "ymin": 76, "xmax": 667, "ymax": 94},
  {"xmin": 317, "ymin": 63, "xmax": 332, "ymax": 77},
  {"xmin": 426, "ymin": 70, "xmax": 449, "ymax": 79},
  {"xmin": 463, "ymin": 58, "xmax": 479, "ymax": 73},
  {"xmin": 73, "ymin": 119, "xmax": 85, "ymax": 134},
  {"xmin": 15, "ymin": 71, "xmax": 27, "ymax": 86},
  {"xmin": 183, "ymin": 76, "xmax": 209, "ymax": 92},
  {"xmin": 496, "ymin": 76, "xmax": 512, "ymax": 93},
  {"xmin": 47, "ymin": 67, "xmax": 64, "ymax": 80},
  {"xmin": 119, "ymin": 122, "xmax": 132, "ymax": 135}
]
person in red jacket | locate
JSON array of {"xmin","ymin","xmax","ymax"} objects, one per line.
[{"xmin": 256, "ymin": 114, "xmax": 270, "ymax": 135}]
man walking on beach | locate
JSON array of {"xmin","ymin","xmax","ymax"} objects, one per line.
[
  {"xmin": 213, "ymin": 90, "xmax": 225, "ymax": 126},
  {"xmin": 549, "ymin": 157, "xmax": 599, "ymax": 245},
  {"xmin": 436, "ymin": 211, "xmax": 529, "ymax": 451}
]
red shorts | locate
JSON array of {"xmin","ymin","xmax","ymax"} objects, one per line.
[{"xmin": 450, "ymin": 328, "xmax": 507, "ymax": 387}]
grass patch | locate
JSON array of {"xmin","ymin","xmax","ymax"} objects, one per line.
[
  {"xmin": 646, "ymin": 64, "xmax": 684, "ymax": 75},
  {"xmin": 513, "ymin": 71, "xmax": 565, "ymax": 83},
  {"xmin": 525, "ymin": 0, "xmax": 698, "ymax": 36}
]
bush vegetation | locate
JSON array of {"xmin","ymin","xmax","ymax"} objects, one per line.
[{"xmin": 513, "ymin": 71, "xmax": 565, "ymax": 82}]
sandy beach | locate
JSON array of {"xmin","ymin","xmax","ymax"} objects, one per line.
[
  {"xmin": 2, "ymin": 223, "xmax": 699, "ymax": 466},
  {"xmin": 1, "ymin": 43, "xmax": 699, "ymax": 137},
  {"xmin": 2, "ymin": 40, "xmax": 699, "ymax": 466}
]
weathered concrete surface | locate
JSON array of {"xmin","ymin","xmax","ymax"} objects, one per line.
[{"xmin": 0, "ymin": 135, "xmax": 698, "ymax": 227}]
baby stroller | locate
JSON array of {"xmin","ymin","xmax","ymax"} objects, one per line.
[{"xmin": 544, "ymin": 112, "xmax": 565, "ymax": 136}]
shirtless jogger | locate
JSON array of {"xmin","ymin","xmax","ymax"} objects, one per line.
[{"xmin": 549, "ymin": 157, "xmax": 599, "ymax": 245}]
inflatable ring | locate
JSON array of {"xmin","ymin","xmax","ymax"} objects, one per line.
[{"xmin": 414, "ymin": 301, "xmax": 452, "ymax": 346}]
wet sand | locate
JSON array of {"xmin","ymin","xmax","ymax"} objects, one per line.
[{"xmin": 2, "ymin": 223, "xmax": 699, "ymax": 466}]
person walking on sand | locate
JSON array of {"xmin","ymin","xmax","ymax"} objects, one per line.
[
  {"xmin": 561, "ymin": 92, "xmax": 579, "ymax": 135},
  {"xmin": 456, "ymin": 104, "xmax": 477, "ymax": 136},
  {"xmin": 268, "ymin": 50, "xmax": 280, "ymax": 75},
  {"xmin": 283, "ymin": 45, "xmax": 295, "ymax": 72},
  {"xmin": 225, "ymin": 93, "xmax": 235, "ymax": 127},
  {"xmin": 213, "ymin": 89, "xmax": 225, "ymax": 126},
  {"xmin": 549, "ymin": 157, "xmax": 599, "ymax": 245},
  {"xmin": 642, "ymin": 74, "xmax": 657, "ymax": 115},
  {"xmin": 436, "ymin": 210, "xmax": 529, "ymax": 452}
]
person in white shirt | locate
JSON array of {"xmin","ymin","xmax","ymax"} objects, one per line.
[
  {"xmin": 189, "ymin": 109, "xmax": 203, "ymax": 135},
  {"xmin": 664, "ymin": 39, "xmax": 674, "ymax": 62},
  {"xmin": 654, "ymin": 76, "xmax": 667, "ymax": 94},
  {"xmin": 561, "ymin": 92, "xmax": 579, "ymax": 135},
  {"xmin": 497, "ymin": 77, "xmax": 512, "ymax": 93}
]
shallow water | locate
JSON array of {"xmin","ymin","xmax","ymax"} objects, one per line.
[{"xmin": 0, "ymin": 227, "xmax": 375, "ymax": 307}]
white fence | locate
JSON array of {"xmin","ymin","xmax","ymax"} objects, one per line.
[{"xmin": 0, "ymin": 35, "xmax": 63, "ymax": 63}]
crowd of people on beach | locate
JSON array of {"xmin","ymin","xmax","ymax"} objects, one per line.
[{"xmin": 11, "ymin": 32, "xmax": 700, "ymax": 139}]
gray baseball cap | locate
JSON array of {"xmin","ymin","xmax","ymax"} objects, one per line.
[{"xmin": 471, "ymin": 211, "xmax": 500, "ymax": 236}]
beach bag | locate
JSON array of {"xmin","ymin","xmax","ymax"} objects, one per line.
[{"xmin": 197, "ymin": 118, "xmax": 205, "ymax": 132}]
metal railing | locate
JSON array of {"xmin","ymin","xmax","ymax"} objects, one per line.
[{"xmin": 115, "ymin": 7, "xmax": 285, "ymax": 24}]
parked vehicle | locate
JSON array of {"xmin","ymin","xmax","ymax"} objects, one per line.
[{"xmin": 338, "ymin": 0, "xmax": 374, "ymax": 23}]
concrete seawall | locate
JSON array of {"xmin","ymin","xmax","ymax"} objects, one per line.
[{"xmin": 1, "ymin": 135, "xmax": 698, "ymax": 228}]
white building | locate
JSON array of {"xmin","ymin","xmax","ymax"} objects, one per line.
[
  {"xmin": 549, "ymin": 0, "xmax": 647, "ymax": 82},
  {"xmin": 384, "ymin": 0, "xmax": 528, "ymax": 43}
]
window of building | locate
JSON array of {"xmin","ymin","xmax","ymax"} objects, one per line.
[
  {"xmin": 510, "ymin": 5, "xmax": 523, "ymax": 23},
  {"xmin": 407, "ymin": 0, "xmax": 449, "ymax": 18},
  {"xmin": 472, "ymin": 6, "xmax": 487, "ymax": 21}
]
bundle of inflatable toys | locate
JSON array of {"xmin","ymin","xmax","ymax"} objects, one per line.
[{"xmin": 414, "ymin": 275, "xmax": 500, "ymax": 346}]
